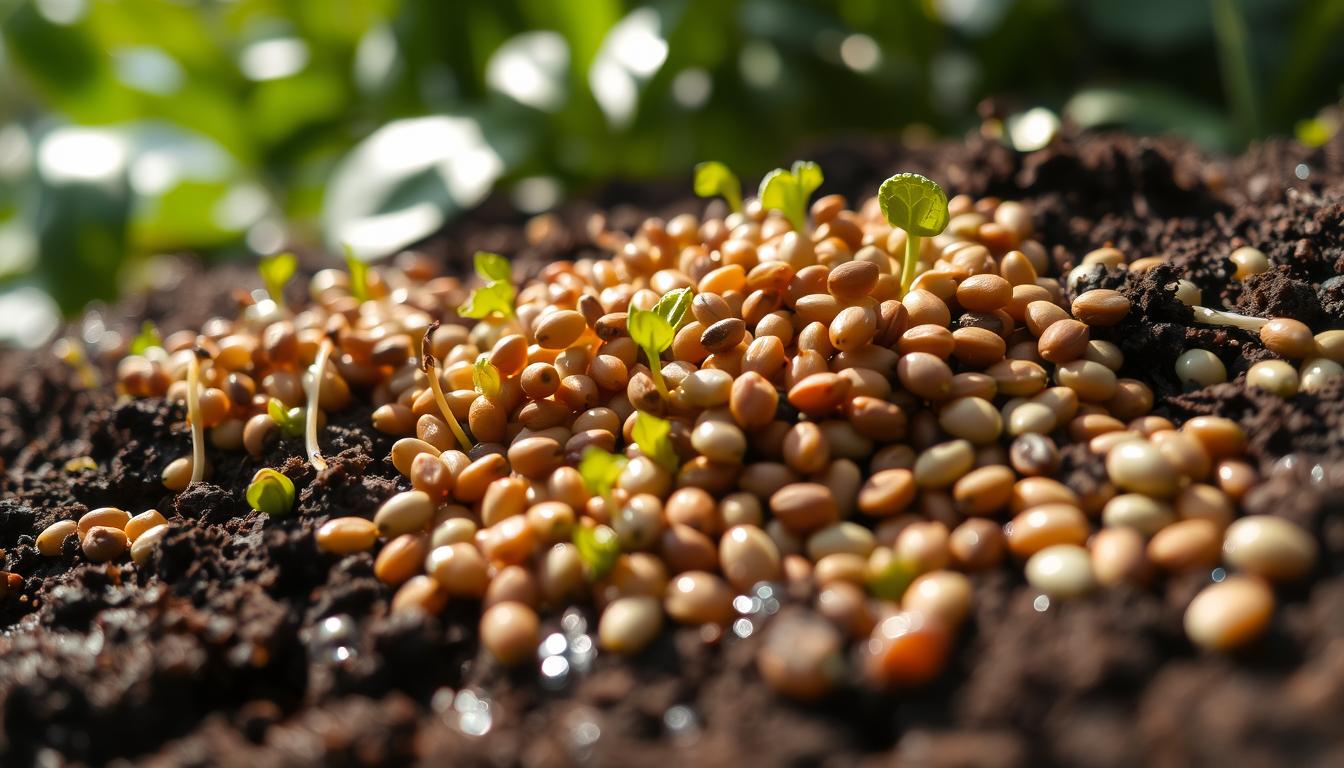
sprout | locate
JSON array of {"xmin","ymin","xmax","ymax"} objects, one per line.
[
  {"xmin": 579, "ymin": 445, "xmax": 627, "ymax": 504},
  {"xmin": 459, "ymin": 251, "xmax": 516, "ymax": 320},
  {"xmin": 627, "ymin": 287, "xmax": 692, "ymax": 400},
  {"xmin": 573, "ymin": 522, "xmax": 621, "ymax": 581},
  {"xmin": 472, "ymin": 356, "xmax": 502, "ymax": 399},
  {"xmin": 343, "ymin": 245, "xmax": 370, "ymax": 303},
  {"xmin": 421, "ymin": 321, "xmax": 474, "ymax": 452},
  {"xmin": 868, "ymin": 555, "xmax": 917, "ymax": 601},
  {"xmin": 1191, "ymin": 305, "xmax": 1269, "ymax": 331},
  {"xmin": 267, "ymin": 397, "xmax": 306, "ymax": 438},
  {"xmin": 632, "ymin": 411, "xmax": 678, "ymax": 473},
  {"xmin": 129, "ymin": 321, "xmax": 162, "ymax": 355},
  {"xmin": 246, "ymin": 468, "xmax": 296, "ymax": 517},
  {"xmin": 258, "ymin": 252, "xmax": 297, "ymax": 311},
  {"xmin": 694, "ymin": 161, "xmax": 743, "ymax": 213},
  {"xmin": 187, "ymin": 346, "xmax": 209, "ymax": 485},
  {"xmin": 306, "ymin": 337, "xmax": 334, "ymax": 471},
  {"xmin": 758, "ymin": 161, "xmax": 824, "ymax": 233},
  {"xmin": 878, "ymin": 173, "xmax": 950, "ymax": 296}
]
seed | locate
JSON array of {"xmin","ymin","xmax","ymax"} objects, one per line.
[
  {"xmin": 788, "ymin": 372, "xmax": 852, "ymax": 416},
  {"xmin": 1182, "ymin": 416, "xmax": 1246, "ymax": 459},
  {"xmin": 691, "ymin": 420, "xmax": 747, "ymax": 463},
  {"xmin": 913, "ymin": 440, "xmax": 975, "ymax": 489},
  {"xmin": 895, "ymin": 521, "xmax": 950, "ymax": 573},
  {"xmin": 758, "ymin": 611, "xmax": 845, "ymax": 701},
  {"xmin": 479, "ymin": 602, "xmax": 540, "ymax": 666},
  {"xmin": 828, "ymin": 260, "xmax": 879, "ymax": 300},
  {"xmin": 490, "ymin": 334, "xmax": 529, "ymax": 375},
  {"xmin": 391, "ymin": 574, "xmax": 448, "ymax": 616},
  {"xmin": 316, "ymin": 517, "xmax": 380, "ymax": 554},
  {"xmin": 425, "ymin": 542, "xmax": 490, "ymax": 596},
  {"xmin": 986, "ymin": 359, "xmax": 1048, "ymax": 397},
  {"xmin": 1147, "ymin": 519, "xmax": 1221, "ymax": 572},
  {"xmin": 950, "ymin": 327, "xmax": 1005, "ymax": 368},
  {"xmin": 1175, "ymin": 349, "xmax": 1227, "ymax": 387},
  {"xmin": 1229, "ymin": 246, "xmax": 1269, "ymax": 281},
  {"xmin": 782, "ymin": 422, "xmax": 829, "ymax": 475},
  {"xmin": 130, "ymin": 523, "xmax": 171, "ymax": 565},
  {"xmin": 533, "ymin": 310, "xmax": 587, "ymax": 350},
  {"xmin": 374, "ymin": 533, "xmax": 430, "ymax": 586},
  {"xmin": 1184, "ymin": 576, "xmax": 1274, "ymax": 651},
  {"xmin": 454, "ymin": 453, "xmax": 509, "ymax": 502},
  {"xmin": 1316, "ymin": 330, "xmax": 1344, "ymax": 362},
  {"xmin": 858, "ymin": 469, "xmax": 917, "ymax": 516},
  {"xmin": 1025, "ymin": 300, "xmax": 1070, "ymax": 336},
  {"xmin": 902, "ymin": 570, "xmax": 972, "ymax": 627},
  {"xmin": 866, "ymin": 612, "xmax": 951, "ymax": 687},
  {"xmin": 1300, "ymin": 358, "xmax": 1344, "ymax": 393},
  {"xmin": 1070, "ymin": 289, "xmax": 1130, "ymax": 326},
  {"xmin": 1006, "ymin": 504, "xmax": 1088, "ymax": 558},
  {"xmin": 846, "ymin": 396, "xmax": 907, "ymax": 441},
  {"xmin": 952, "ymin": 465, "xmax": 1014, "ymax": 516},
  {"xmin": 481, "ymin": 515, "xmax": 539, "ymax": 564},
  {"xmin": 599, "ymin": 596, "xmax": 664, "ymax": 655},
  {"xmin": 1024, "ymin": 544, "xmax": 1094, "ymax": 598},
  {"xmin": 1102, "ymin": 494, "xmax": 1174, "ymax": 536},
  {"xmin": 700, "ymin": 318, "xmax": 746, "ymax": 353},
  {"xmin": 770, "ymin": 483, "xmax": 839, "ymax": 534},
  {"xmin": 949, "ymin": 518, "xmax": 1005, "ymax": 571},
  {"xmin": 1222, "ymin": 515, "xmax": 1317, "ymax": 582},
  {"xmin": 78, "ymin": 507, "xmax": 130, "ymax": 536},
  {"xmin": 679, "ymin": 368, "xmax": 733, "ymax": 407},
  {"xmin": 1037, "ymin": 319, "xmax": 1089, "ymax": 363},
  {"xmin": 1258, "ymin": 317, "xmax": 1314, "ymax": 360},
  {"xmin": 902, "ymin": 289, "xmax": 951, "ymax": 327},
  {"xmin": 720, "ymin": 524, "xmax": 783, "ymax": 591},
  {"xmin": 1090, "ymin": 527, "xmax": 1148, "ymax": 586},
  {"xmin": 1173, "ymin": 483, "xmax": 1233, "ymax": 527},
  {"xmin": 1056, "ymin": 359, "xmax": 1118, "ymax": 402},
  {"xmin": 664, "ymin": 571, "xmax": 734, "ymax": 625},
  {"xmin": 937, "ymin": 397, "xmax": 1001, "ymax": 445},
  {"xmin": 81, "ymin": 526, "xmax": 128, "ymax": 563},
  {"xmin": 1106, "ymin": 440, "xmax": 1180, "ymax": 497},
  {"xmin": 1245, "ymin": 360, "xmax": 1298, "ymax": 397},
  {"xmin": 161, "ymin": 457, "xmax": 198, "ymax": 490},
  {"xmin": 730, "ymin": 371, "xmax": 778, "ymax": 429},
  {"xmin": 808, "ymin": 522, "xmax": 876, "ymax": 561},
  {"xmin": 956, "ymin": 274, "xmax": 1011, "ymax": 312},
  {"xmin": 484, "ymin": 565, "xmax": 538, "ymax": 609},
  {"xmin": 829, "ymin": 306, "xmax": 876, "ymax": 352},
  {"xmin": 124, "ymin": 509, "xmax": 168, "ymax": 542},
  {"xmin": 897, "ymin": 352, "xmax": 953, "ymax": 402},
  {"xmin": 391, "ymin": 437, "xmax": 441, "ymax": 477},
  {"xmin": 374, "ymin": 490, "xmax": 435, "ymax": 537}
]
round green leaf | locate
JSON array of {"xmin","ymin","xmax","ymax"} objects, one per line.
[{"xmin": 878, "ymin": 173, "xmax": 949, "ymax": 238}]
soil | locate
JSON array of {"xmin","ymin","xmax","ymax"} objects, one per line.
[{"xmin": 2, "ymin": 130, "xmax": 1343, "ymax": 767}]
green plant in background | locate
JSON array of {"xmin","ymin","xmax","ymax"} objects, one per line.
[
  {"xmin": 343, "ymin": 246, "xmax": 370, "ymax": 303},
  {"xmin": 693, "ymin": 161, "xmax": 742, "ymax": 213},
  {"xmin": 258, "ymin": 252, "xmax": 297, "ymax": 310},
  {"xmin": 459, "ymin": 251, "xmax": 516, "ymax": 320},
  {"xmin": 129, "ymin": 321, "xmax": 162, "ymax": 355},
  {"xmin": 878, "ymin": 173, "xmax": 949, "ymax": 296},
  {"xmin": 758, "ymin": 161, "xmax": 823, "ymax": 233}
]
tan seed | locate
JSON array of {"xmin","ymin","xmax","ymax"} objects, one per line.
[
  {"xmin": 78, "ymin": 507, "xmax": 130, "ymax": 536},
  {"xmin": 480, "ymin": 602, "xmax": 540, "ymax": 665},
  {"xmin": 1184, "ymin": 576, "xmax": 1273, "ymax": 651},
  {"xmin": 1071, "ymin": 289, "xmax": 1130, "ymax": 326},
  {"xmin": 81, "ymin": 526, "xmax": 128, "ymax": 563},
  {"xmin": 1222, "ymin": 515, "xmax": 1317, "ymax": 582},
  {"xmin": 599, "ymin": 596, "xmax": 664, "ymax": 655},
  {"xmin": 316, "ymin": 517, "xmax": 380, "ymax": 554}
]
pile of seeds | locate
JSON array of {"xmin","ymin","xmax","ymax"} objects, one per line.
[{"xmin": 36, "ymin": 165, "xmax": 1339, "ymax": 700}]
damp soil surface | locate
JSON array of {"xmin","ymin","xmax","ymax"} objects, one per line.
[{"xmin": 2, "ymin": 132, "xmax": 1344, "ymax": 767}]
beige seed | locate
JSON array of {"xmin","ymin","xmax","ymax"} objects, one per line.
[
  {"xmin": 130, "ymin": 523, "xmax": 171, "ymax": 565},
  {"xmin": 480, "ymin": 602, "xmax": 540, "ymax": 665},
  {"xmin": 691, "ymin": 420, "xmax": 747, "ymax": 463},
  {"xmin": 1245, "ymin": 360, "xmax": 1298, "ymax": 397},
  {"xmin": 599, "ymin": 596, "xmax": 664, "ymax": 655},
  {"xmin": 374, "ymin": 490, "xmax": 435, "ymax": 537},
  {"xmin": 1025, "ymin": 544, "xmax": 1094, "ymax": 598},
  {"xmin": 937, "ymin": 398, "xmax": 1001, "ymax": 445},
  {"xmin": 664, "ymin": 571, "xmax": 735, "ymax": 625},
  {"xmin": 720, "ymin": 524, "xmax": 783, "ymax": 591},
  {"xmin": 1175, "ymin": 349, "xmax": 1227, "ymax": 387},
  {"xmin": 1184, "ymin": 576, "xmax": 1274, "ymax": 651},
  {"xmin": 316, "ymin": 517, "xmax": 380, "ymax": 554},
  {"xmin": 1222, "ymin": 515, "xmax": 1317, "ymax": 582},
  {"xmin": 1090, "ymin": 527, "xmax": 1148, "ymax": 586},
  {"xmin": 425, "ymin": 542, "xmax": 490, "ymax": 597},
  {"xmin": 1106, "ymin": 440, "xmax": 1180, "ymax": 497},
  {"xmin": 374, "ymin": 533, "xmax": 430, "ymax": 586},
  {"xmin": 1229, "ymin": 247, "xmax": 1269, "ymax": 281},
  {"xmin": 1315, "ymin": 330, "xmax": 1344, "ymax": 363},
  {"xmin": 895, "ymin": 521, "xmax": 950, "ymax": 574},
  {"xmin": 1102, "ymin": 494, "xmax": 1175, "ymax": 536},
  {"xmin": 951, "ymin": 465, "xmax": 1015, "ymax": 517},
  {"xmin": 1300, "ymin": 358, "xmax": 1344, "ymax": 393},
  {"xmin": 391, "ymin": 438, "xmax": 441, "ymax": 477},
  {"xmin": 807, "ymin": 522, "xmax": 876, "ymax": 561},
  {"xmin": 124, "ymin": 509, "xmax": 168, "ymax": 542},
  {"xmin": 902, "ymin": 570, "xmax": 972, "ymax": 627},
  {"xmin": 78, "ymin": 507, "xmax": 130, "ymax": 536},
  {"xmin": 913, "ymin": 440, "xmax": 975, "ymax": 489}
]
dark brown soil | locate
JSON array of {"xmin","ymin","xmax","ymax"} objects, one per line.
[{"xmin": 2, "ymin": 131, "xmax": 1343, "ymax": 767}]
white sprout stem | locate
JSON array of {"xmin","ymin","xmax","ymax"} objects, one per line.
[
  {"xmin": 1191, "ymin": 305, "xmax": 1269, "ymax": 331},
  {"xmin": 306, "ymin": 338, "xmax": 333, "ymax": 471},
  {"xmin": 187, "ymin": 351, "xmax": 205, "ymax": 485}
]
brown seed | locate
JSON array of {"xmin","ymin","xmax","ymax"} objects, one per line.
[
  {"xmin": 758, "ymin": 611, "xmax": 845, "ymax": 701},
  {"xmin": 425, "ymin": 542, "xmax": 490, "ymax": 596},
  {"xmin": 374, "ymin": 533, "xmax": 430, "ymax": 586},
  {"xmin": 770, "ymin": 483, "xmax": 840, "ymax": 534},
  {"xmin": 480, "ymin": 602, "xmax": 540, "ymax": 665},
  {"xmin": 787, "ymin": 372, "xmax": 852, "ymax": 416},
  {"xmin": 374, "ymin": 490, "xmax": 435, "ymax": 537},
  {"xmin": 952, "ymin": 465, "xmax": 1015, "ymax": 516},
  {"xmin": 1148, "ymin": 519, "xmax": 1222, "ymax": 572},
  {"xmin": 899, "ymin": 324, "xmax": 956, "ymax": 358},
  {"xmin": 372, "ymin": 403, "xmax": 416, "ymax": 436},
  {"xmin": 243, "ymin": 413, "xmax": 279, "ymax": 457},
  {"xmin": 130, "ymin": 523, "xmax": 170, "ymax": 565},
  {"xmin": 507, "ymin": 436, "xmax": 565, "ymax": 479},
  {"xmin": 897, "ymin": 352, "xmax": 953, "ymax": 401},
  {"xmin": 951, "ymin": 327, "xmax": 1006, "ymax": 368},
  {"xmin": 720, "ymin": 524, "xmax": 783, "ymax": 591},
  {"xmin": 1184, "ymin": 576, "xmax": 1274, "ymax": 651},
  {"xmin": 78, "ymin": 507, "xmax": 130, "ymax": 536},
  {"xmin": 828, "ymin": 260, "xmax": 879, "ymax": 300},
  {"xmin": 454, "ymin": 453, "xmax": 509, "ymax": 502},
  {"xmin": 391, "ymin": 437, "xmax": 441, "ymax": 477},
  {"xmin": 949, "ymin": 518, "xmax": 1005, "ymax": 571},
  {"xmin": 700, "ymin": 317, "xmax": 746, "ymax": 353},
  {"xmin": 956, "ymin": 274, "xmax": 1012, "ymax": 312},
  {"xmin": 1025, "ymin": 300, "xmax": 1070, "ymax": 336},
  {"xmin": 484, "ymin": 565, "xmax": 539, "ymax": 609},
  {"xmin": 1037, "ymin": 319, "xmax": 1089, "ymax": 363},
  {"xmin": 829, "ymin": 306, "xmax": 877, "ymax": 352},
  {"xmin": 866, "ymin": 612, "xmax": 952, "ymax": 687},
  {"xmin": 1182, "ymin": 416, "xmax": 1246, "ymax": 459},
  {"xmin": 81, "ymin": 525, "xmax": 128, "ymax": 563},
  {"xmin": 1071, "ymin": 289, "xmax": 1130, "ymax": 327},
  {"xmin": 1006, "ymin": 504, "xmax": 1089, "ymax": 558},
  {"xmin": 489, "ymin": 334, "xmax": 529, "ymax": 375},
  {"xmin": 664, "ymin": 571, "xmax": 735, "ymax": 625},
  {"xmin": 390, "ymin": 574, "xmax": 448, "ymax": 616},
  {"xmin": 599, "ymin": 596, "xmax": 664, "ymax": 655},
  {"xmin": 858, "ymin": 469, "xmax": 917, "ymax": 517},
  {"xmin": 533, "ymin": 310, "xmax": 587, "ymax": 350},
  {"xmin": 316, "ymin": 517, "xmax": 379, "ymax": 554},
  {"xmin": 124, "ymin": 509, "xmax": 168, "ymax": 542},
  {"xmin": 1259, "ymin": 318, "xmax": 1314, "ymax": 360},
  {"xmin": 691, "ymin": 292, "xmax": 734, "ymax": 326},
  {"xmin": 783, "ymin": 422, "xmax": 830, "ymax": 475}
]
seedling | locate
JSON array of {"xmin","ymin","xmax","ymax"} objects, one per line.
[
  {"xmin": 306, "ymin": 336, "xmax": 334, "ymax": 471},
  {"xmin": 129, "ymin": 321, "xmax": 162, "ymax": 355},
  {"xmin": 186, "ymin": 346, "xmax": 209, "ymax": 485},
  {"xmin": 758, "ymin": 160, "xmax": 823, "ymax": 233},
  {"xmin": 867, "ymin": 555, "xmax": 916, "ymax": 601},
  {"xmin": 267, "ymin": 397, "xmax": 306, "ymax": 438},
  {"xmin": 472, "ymin": 356, "xmax": 502, "ymax": 399},
  {"xmin": 1191, "ymin": 305, "xmax": 1269, "ymax": 331},
  {"xmin": 246, "ymin": 468, "xmax": 296, "ymax": 517},
  {"xmin": 258, "ymin": 252, "xmax": 297, "ymax": 311},
  {"xmin": 694, "ymin": 161, "xmax": 743, "ymax": 214},
  {"xmin": 343, "ymin": 245, "xmax": 370, "ymax": 303},
  {"xmin": 459, "ymin": 251, "xmax": 516, "ymax": 320},
  {"xmin": 572, "ymin": 522, "xmax": 621, "ymax": 581},
  {"xmin": 420, "ymin": 321, "xmax": 473, "ymax": 452},
  {"xmin": 632, "ymin": 411, "xmax": 678, "ymax": 473},
  {"xmin": 579, "ymin": 445, "xmax": 627, "ymax": 504},
  {"xmin": 878, "ymin": 173, "xmax": 950, "ymax": 296},
  {"xmin": 628, "ymin": 287, "xmax": 692, "ymax": 400}
]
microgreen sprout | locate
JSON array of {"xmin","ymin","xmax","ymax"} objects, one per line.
[
  {"xmin": 1190, "ymin": 305, "xmax": 1269, "ymax": 331},
  {"xmin": 459, "ymin": 251, "xmax": 516, "ymax": 320},
  {"xmin": 267, "ymin": 397, "xmax": 306, "ymax": 438},
  {"xmin": 628, "ymin": 287, "xmax": 692, "ymax": 400},
  {"xmin": 472, "ymin": 356, "xmax": 502, "ymax": 399},
  {"xmin": 246, "ymin": 468, "xmax": 296, "ymax": 517},
  {"xmin": 758, "ymin": 160, "xmax": 824, "ymax": 233},
  {"xmin": 421, "ymin": 321, "xmax": 474, "ymax": 451},
  {"xmin": 258, "ymin": 252, "xmax": 297, "ymax": 311},
  {"xmin": 878, "ymin": 173, "xmax": 950, "ymax": 297},
  {"xmin": 306, "ymin": 336, "xmax": 334, "ymax": 471},
  {"xmin": 694, "ymin": 161, "xmax": 743, "ymax": 213},
  {"xmin": 632, "ymin": 411, "xmax": 678, "ymax": 473},
  {"xmin": 129, "ymin": 321, "xmax": 162, "ymax": 355},
  {"xmin": 187, "ymin": 346, "xmax": 209, "ymax": 486},
  {"xmin": 572, "ymin": 522, "xmax": 621, "ymax": 581},
  {"xmin": 579, "ymin": 445, "xmax": 627, "ymax": 505},
  {"xmin": 343, "ymin": 244, "xmax": 370, "ymax": 303}
]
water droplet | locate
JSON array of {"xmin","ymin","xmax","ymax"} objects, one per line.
[
  {"xmin": 1211, "ymin": 567, "xmax": 1227, "ymax": 583},
  {"xmin": 561, "ymin": 608, "xmax": 588, "ymax": 636},
  {"xmin": 733, "ymin": 594, "xmax": 756, "ymax": 614},
  {"xmin": 540, "ymin": 654, "xmax": 570, "ymax": 690},
  {"xmin": 1033, "ymin": 594, "xmax": 1050, "ymax": 612},
  {"xmin": 732, "ymin": 617, "xmax": 754, "ymax": 639},
  {"xmin": 540, "ymin": 632, "xmax": 568, "ymax": 658},
  {"xmin": 1294, "ymin": 163, "xmax": 1310, "ymax": 180},
  {"xmin": 663, "ymin": 705, "xmax": 700, "ymax": 743},
  {"xmin": 572, "ymin": 720, "xmax": 601, "ymax": 747}
]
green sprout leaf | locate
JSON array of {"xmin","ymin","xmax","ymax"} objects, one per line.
[
  {"xmin": 759, "ymin": 160, "xmax": 824, "ymax": 233},
  {"xmin": 877, "ymin": 173, "xmax": 949, "ymax": 238},
  {"xmin": 473, "ymin": 251, "xmax": 512, "ymax": 283},
  {"xmin": 693, "ymin": 161, "xmax": 743, "ymax": 213},
  {"xmin": 267, "ymin": 397, "xmax": 306, "ymax": 438},
  {"xmin": 651, "ymin": 287, "xmax": 693, "ymax": 331},
  {"xmin": 472, "ymin": 356, "xmax": 502, "ymax": 398},
  {"xmin": 246, "ymin": 468, "xmax": 296, "ymax": 517},
  {"xmin": 129, "ymin": 321, "xmax": 162, "ymax": 356},
  {"xmin": 867, "ymin": 555, "xmax": 917, "ymax": 601},
  {"xmin": 258, "ymin": 252, "xmax": 297, "ymax": 310},
  {"xmin": 628, "ymin": 306, "xmax": 675, "ymax": 357},
  {"xmin": 579, "ymin": 446, "xmax": 628, "ymax": 501},
  {"xmin": 572, "ymin": 523, "xmax": 621, "ymax": 581},
  {"xmin": 343, "ymin": 244, "xmax": 370, "ymax": 303},
  {"xmin": 459, "ymin": 281, "xmax": 516, "ymax": 319},
  {"xmin": 632, "ymin": 411, "xmax": 678, "ymax": 473}
]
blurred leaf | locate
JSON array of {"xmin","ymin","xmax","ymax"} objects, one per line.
[
  {"xmin": 1065, "ymin": 85, "xmax": 1236, "ymax": 151},
  {"xmin": 693, "ymin": 160, "xmax": 742, "ymax": 212},
  {"xmin": 129, "ymin": 320, "xmax": 162, "ymax": 355},
  {"xmin": 473, "ymin": 250, "xmax": 511, "ymax": 282}
]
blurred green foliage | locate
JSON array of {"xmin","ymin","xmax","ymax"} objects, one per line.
[{"xmin": 0, "ymin": 0, "xmax": 1341, "ymax": 340}]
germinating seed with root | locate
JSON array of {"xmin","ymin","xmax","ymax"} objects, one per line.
[{"xmin": 81, "ymin": 166, "xmax": 1319, "ymax": 699}]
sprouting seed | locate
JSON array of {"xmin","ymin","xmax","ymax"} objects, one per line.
[
  {"xmin": 306, "ymin": 336, "xmax": 334, "ymax": 471},
  {"xmin": 758, "ymin": 161, "xmax": 824, "ymax": 233},
  {"xmin": 186, "ymin": 345, "xmax": 209, "ymax": 486},
  {"xmin": 421, "ymin": 321, "xmax": 473, "ymax": 452},
  {"xmin": 258, "ymin": 252, "xmax": 298, "ymax": 311},
  {"xmin": 878, "ymin": 172, "xmax": 950, "ymax": 296},
  {"xmin": 246, "ymin": 468, "xmax": 296, "ymax": 517}
]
